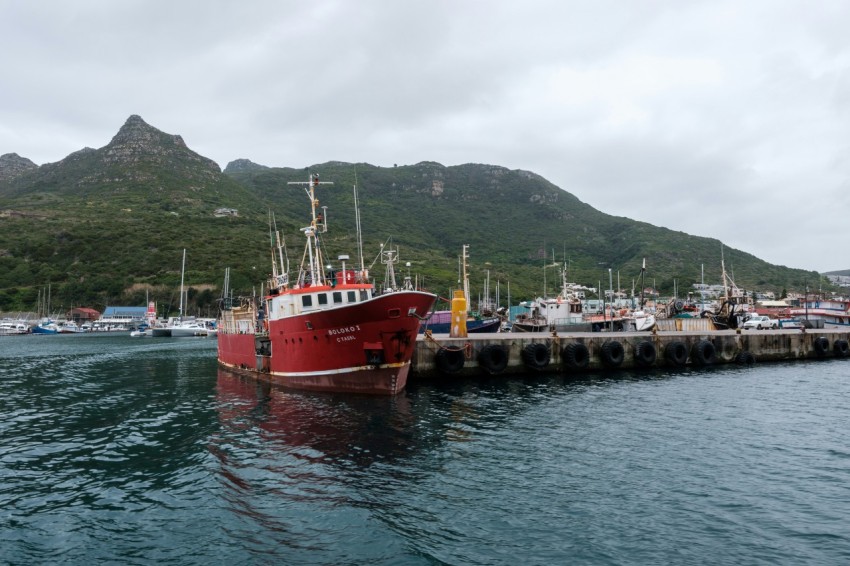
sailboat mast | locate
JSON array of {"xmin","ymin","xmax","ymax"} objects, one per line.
[
  {"xmin": 179, "ymin": 249, "xmax": 186, "ymax": 318},
  {"xmin": 354, "ymin": 182, "xmax": 365, "ymax": 279},
  {"xmin": 461, "ymin": 244, "xmax": 470, "ymax": 307}
]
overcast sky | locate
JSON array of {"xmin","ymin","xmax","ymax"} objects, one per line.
[{"xmin": 2, "ymin": 0, "xmax": 848, "ymax": 273}]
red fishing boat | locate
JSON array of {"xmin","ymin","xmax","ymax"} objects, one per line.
[{"xmin": 216, "ymin": 173, "xmax": 436, "ymax": 395}]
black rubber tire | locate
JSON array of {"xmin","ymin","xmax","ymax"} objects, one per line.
[
  {"xmin": 833, "ymin": 339, "xmax": 850, "ymax": 358},
  {"xmin": 521, "ymin": 343, "xmax": 550, "ymax": 371},
  {"xmin": 665, "ymin": 341, "xmax": 688, "ymax": 366},
  {"xmin": 477, "ymin": 344, "xmax": 509, "ymax": 375},
  {"xmin": 691, "ymin": 340, "xmax": 717, "ymax": 365},
  {"xmin": 435, "ymin": 347, "xmax": 465, "ymax": 375},
  {"xmin": 634, "ymin": 341, "xmax": 657, "ymax": 367},
  {"xmin": 561, "ymin": 343, "xmax": 590, "ymax": 371},
  {"xmin": 735, "ymin": 351, "xmax": 756, "ymax": 365},
  {"xmin": 813, "ymin": 336, "xmax": 830, "ymax": 357},
  {"xmin": 600, "ymin": 341, "xmax": 625, "ymax": 368}
]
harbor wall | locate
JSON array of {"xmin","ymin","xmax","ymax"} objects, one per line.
[{"xmin": 411, "ymin": 328, "xmax": 850, "ymax": 379}]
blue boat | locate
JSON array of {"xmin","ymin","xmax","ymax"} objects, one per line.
[
  {"xmin": 31, "ymin": 320, "xmax": 60, "ymax": 334},
  {"xmin": 419, "ymin": 310, "xmax": 501, "ymax": 334}
]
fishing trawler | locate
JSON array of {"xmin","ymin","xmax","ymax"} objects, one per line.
[{"xmin": 216, "ymin": 173, "xmax": 437, "ymax": 395}]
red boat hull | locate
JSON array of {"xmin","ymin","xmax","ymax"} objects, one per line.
[{"xmin": 217, "ymin": 290, "xmax": 435, "ymax": 395}]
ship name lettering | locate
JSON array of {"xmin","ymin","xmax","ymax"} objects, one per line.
[{"xmin": 327, "ymin": 325, "xmax": 361, "ymax": 336}]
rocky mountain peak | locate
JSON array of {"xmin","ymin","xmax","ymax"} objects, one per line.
[
  {"xmin": 108, "ymin": 114, "xmax": 185, "ymax": 154},
  {"xmin": 224, "ymin": 158, "xmax": 269, "ymax": 173},
  {"xmin": 0, "ymin": 153, "xmax": 39, "ymax": 182},
  {"xmin": 102, "ymin": 115, "xmax": 219, "ymax": 174}
]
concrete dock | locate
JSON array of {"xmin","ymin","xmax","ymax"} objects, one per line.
[{"xmin": 411, "ymin": 328, "xmax": 850, "ymax": 378}]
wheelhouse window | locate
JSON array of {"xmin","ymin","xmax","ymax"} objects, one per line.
[
  {"xmin": 347, "ymin": 291, "xmax": 357, "ymax": 302},
  {"xmin": 360, "ymin": 290, "xmax": 369, "ymax": 301},
  {"xmin": 332, "ymin": 291, "xmax": 343, "ymax": 304},
  {"xmin": 301, "ymin": 295, "xmax": 313, "ymax": 308},
  {"xmin": 318, "ymin": 294, "xmax": 328, "ymax": 306}
]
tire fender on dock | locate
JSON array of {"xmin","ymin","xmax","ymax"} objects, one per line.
[
  {"xmin": 435, "ymin": 347, "xmax": 465, "ymax": 375},
  {"xmin": 665, "ymin": 341, "xmax": 688, "ymax": 367},
  {"xmin": 561, "ymin": 343, "xmax": 590, "ymax": 371},
  {"xmin": 691, "ymin": 340, "xmax": 717, "ymax": 366},
  {"xmin": 634, "ymin": 341, "xmax": 657, "ymax": 367},
  {"xmin": 813, "ymin": 336, "xmax": 830, "ymax": 357},
  {"xmin": 521, "ymin": 343, "xmax": 550, "ymax": 371},
  {"xmin": 834, "ymin": 339, "xmax": 850, "ymax": 358},
  {"xmin": 600, "ymin": 340, "xmax": 625, "ymax": 368},
  {"xmin": 735, "ymin": 351, "xmax": 756, "ymax": 365},
  {"xmin": 477, "ymin": 344, "xmax": 510, "ymax": 375}
]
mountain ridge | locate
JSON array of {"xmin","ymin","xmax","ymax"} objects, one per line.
[{"xmin": 0, "ymin": 115, "xmax": 834, "ymax": 313}]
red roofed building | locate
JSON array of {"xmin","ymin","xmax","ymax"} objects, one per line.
[{"xmin": 68, "ymin": 307, "xmax": 101, "ymax": 324}]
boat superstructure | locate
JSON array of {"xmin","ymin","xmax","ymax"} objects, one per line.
[
  {"xmin": 514, "ymin": 260, "xmax": 587, "ymax": 332},
  {"xmin": 790, "ymin": 297, "xmax": 850, "ymax": 328}
]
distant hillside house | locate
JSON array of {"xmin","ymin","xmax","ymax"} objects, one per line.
[
  {"xmin": 214, "ymin": 207, "xmax": 238, "ymax": 217},
  {"xmin": 68, "ymin": 307, "xmax": 101, "ymax": 324}
]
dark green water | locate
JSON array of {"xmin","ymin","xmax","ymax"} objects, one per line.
[{"xmin": 2, "ymin": 333, "xmax": 850, "ymax": 565}]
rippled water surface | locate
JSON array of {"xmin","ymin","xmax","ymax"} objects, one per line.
[{"xmin": 2, "ymin": 333, "xmax": 850, "ymax": 565}]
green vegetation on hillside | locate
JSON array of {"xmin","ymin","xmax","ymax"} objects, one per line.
[{"xmin": 0, "ymin": 118, "xmax": 831, "ymax": 315}]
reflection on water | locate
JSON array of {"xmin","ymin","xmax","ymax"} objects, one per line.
[{"xmin": 214, "ymin": 368, "xmax": 419, "ymax": 467}]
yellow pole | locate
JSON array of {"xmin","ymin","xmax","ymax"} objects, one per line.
[{"xmin": 450, "ymin": 289, "xmax": 468, "ymax": 338}]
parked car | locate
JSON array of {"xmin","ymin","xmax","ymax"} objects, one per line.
[{"xmin": 743, "ymin": 315, "xmax": 779, "ymax": 330}]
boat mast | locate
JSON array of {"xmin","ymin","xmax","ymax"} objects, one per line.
[
  {"xmin": 289, "ymin": 173, "xmax": 333, "ymax": 287},
  {"xmin": 353, "ymin": 177, "xmax": 365, "ymax": 280},
  {"xmin": 560, "ymin": 261, "xmax": 569, "ymax": 299},
  {"xmin": 461, "ymin": 244, "xmax": 470, "ymax": 307},
  {"xmin": 268, "ymin": 211, "xmax": 289, "ymax": 290},
  {"xmin": 179, "ymin": 248, "xmax": 186, "ymax": 319},
  {"xmin": 268, "ymin": 211, "xmax": 278, "ymax": 286},
  {"xmin": 381, "ymin": 243, "xmax": 399, "ymax": 291}
]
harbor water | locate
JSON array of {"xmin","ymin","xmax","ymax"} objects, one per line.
[{"xmin": 2, "ymin": 333, "xmax": 850, "ymax": 564}]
